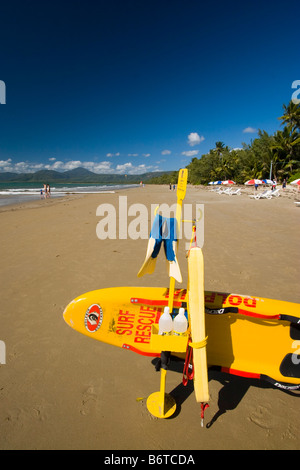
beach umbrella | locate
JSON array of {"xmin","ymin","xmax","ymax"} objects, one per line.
[
  {"xmin": 244, "ymin": 179, "xmax": 263, "ymax": 185},
  {"xmin": 261, "ymin": 179, "xmax": 273, "ymax": 184},
  {"xmin": 208, "ymin": 181, "xmax": 222, "ymax": 185},
  {"xmin": 290, "ymin": 178, "xmax": 300, "ymax": 185},
  {"xmin": 222, "ymin": 180, "xmax": 236, "ymax": 185}
]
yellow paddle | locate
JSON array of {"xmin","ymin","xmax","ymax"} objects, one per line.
[
  {"xmin": 146, "ymin": 169, "xmax": 188, "ymax": 419},
  {"xmin": 168, "ymin": 168, "xmax": 188, "ymax": 312}
]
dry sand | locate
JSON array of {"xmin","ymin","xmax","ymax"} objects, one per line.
[{"xmin": 0, "ymin": 184, "xmax": 299, "ymax": 450}]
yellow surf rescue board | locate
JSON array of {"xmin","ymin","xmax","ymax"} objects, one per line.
[{"xmin": 63, "ymin": 286, "xmax": 300, "ymax": 391}]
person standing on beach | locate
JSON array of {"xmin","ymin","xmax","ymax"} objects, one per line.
[
  {"xmin": 47, "ymin": 184, "xmax": 51, "ymax": 197},
  {"xmin": 282, "ymin": 179, "xmax": 286, "ymax": 190}
]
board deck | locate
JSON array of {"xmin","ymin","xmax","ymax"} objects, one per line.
[{"xmin": 63, "ymin": 286, "xmax": 300, "ymax": 390}]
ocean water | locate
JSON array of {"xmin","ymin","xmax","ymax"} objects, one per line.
[{"xmin": 0, "ymin": 182, "xmax": 139, "ymax": 207}]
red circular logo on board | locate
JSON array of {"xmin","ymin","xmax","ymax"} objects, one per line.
[{"xmin": 84, "ymin": 304, "xmax": 103, "ymax": 333}]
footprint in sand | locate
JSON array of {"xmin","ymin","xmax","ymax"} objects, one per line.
[
  {"xmin": 80, "ymin": 386, "xmax": 98, "ymax": 416},
  {"xmin": 5, "ymin": 406, "xmax": 47, "ymax": 425},
  {"xmin": 281, "ymin": 424, "xmax": 297, "ymax": 441},
  {"xmin": 248, "ymin": 405, "xmax": 274, "ymax": 430}
]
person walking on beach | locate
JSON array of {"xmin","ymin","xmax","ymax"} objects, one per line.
[
  {"xmin": 47, "ymin": 184, "xmax": 51, "ymax": 197},
  {"xmin": 282, "ymin": 179, "xmax": 286, "ymax": 190}
]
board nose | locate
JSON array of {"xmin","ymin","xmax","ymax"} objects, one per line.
[{"xmin": 63, "ymin": 300, "xmax": 75, "ymax": 326}]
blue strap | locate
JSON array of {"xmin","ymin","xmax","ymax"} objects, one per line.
[
  {"xmin": 149, "ymin": 214, "xmax": 177, "ymax": 261},
  {"xmin": 150, "ymin": 214, "xmax": 163, "ymax": 259},
  {"xmin": 163, "ymin": 217, "xmax": 177, "ymax": 262}
]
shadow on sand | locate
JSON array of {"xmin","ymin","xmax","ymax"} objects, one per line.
[{"xmin": 151, "ymin": 357, "xmax": 299, "ymax": 425}]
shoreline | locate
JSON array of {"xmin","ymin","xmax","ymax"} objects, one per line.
[
  {"xmin": 0, "ymin": 184, "xmax": 299, "ymax": 449},
  {"xmin": 0, "ymin": 182, "xmax": 299, "ymax": 211},
  {"xmin": 0, "ymin": 183, "xmax": 141, "ymax": 209}
]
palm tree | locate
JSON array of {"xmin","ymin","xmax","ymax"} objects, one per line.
[
  {"xmin": 214, "ymin": 142, "xmax": 230, "ymax": 179},
  {"xmin": 278, "ymin": 101, "xmax": 300, "ymax": 131},
  {"xmin": 271, "ymin": 126, "xmax": 300, "ymax": 178},
  {"xmin": 214, "ymin": 141, "xmax": 226, "ymax": 156},
  {"xmin": 275, "ymin": 101, "xmax": 300, "ymax": 179}
]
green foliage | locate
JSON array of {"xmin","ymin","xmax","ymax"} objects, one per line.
[
  {"xmin": 146, "ymin": 170, "xmax": 178, "ymax": 184},
  {"xmin": 288, "ymin": 170, "xmax": 300, "ymax": 183}
]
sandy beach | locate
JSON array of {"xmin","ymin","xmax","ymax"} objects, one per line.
[{"xmin": 0, "ymin": 184, "xmax": 299, "ymax": 450}]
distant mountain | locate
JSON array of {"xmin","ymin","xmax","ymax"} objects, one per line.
[
  {"xmin": 12, "ymin": 170, "xmax": 67, "ymax": 182},
  {"xmin": 0, "ymin": 167, "xmax": 173, "ymax": 184},
  {"xmin": 0, "ymin": 172, "xmax": 19, "ymax": 181},
  {"xmin": 63, "ymin": 168, "xmax": 97, "ymax": 180}
]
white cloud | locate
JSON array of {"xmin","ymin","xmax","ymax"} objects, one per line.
[
  {"xmin": 0, "ymin": 159, "xmax": 13, "ymax": 172},
  {"xmin": 61, "ymin": 160, "xmax": 83, "ymax": 170},
  {"xmin": 41, "ymin": 160, "xmax": 112, "ymax": 174},
  {"xmin": 243, "ymin": 127, "xmax": 257, "ymax": 133},
  {"xmin": 11, "ymin": 161, "xmax": 43, "ymax": 173},
  {"xmin": 106, "ymin": 152, "xmax": 120, "ymax": 157},
  {"xmin": 51, "ymin": 160, "xmax": 65, "ymax": 170},
  {"xmin": 116, "ymin": 162, "xmax": 157, "ymax": 175},
  {"xmin": 0, "ymin": 158, "xmax": 114, "ymax": 174},
  {"xmin": 50, "ymin": 160, "xmax": 113, "ymax": 174},
  {"xmin": 181, "ymin": 150, "xmax": 199, "ymax": 157},
  {"xmin": 49, "ymin": 157, "xmax": 56, "ymax": 161},
  {"xmin": 0, "ymin": 158, "xmax": 12, "ymax": 166},
  {"xmin": 83, "ymin": 161, "xmax": 112, "ymax": 173},
  {"xmin": 187, "ymin": 132, "xmax": 205, "ymax": 146},
  {"xmin": 161, "ymin": 149, "xmax": 171, "ymax": 155},
  {"xmin": 116, "ymin": 162, "xmax": 133, "ymax": 170},
  {"xmin": 0, "ymin": 159, "xmax": 37, "ymax": 173},
  {"xmin": 0, "ymin": 157, "xmax": 158, "ymax": 175}
]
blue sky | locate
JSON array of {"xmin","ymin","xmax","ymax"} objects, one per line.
[{"xmin": 0, "ymin": 0, "xmax": 299, "ymax": 175}]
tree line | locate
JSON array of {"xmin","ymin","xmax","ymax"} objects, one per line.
[{"xmin": 149, "ymin": 100, "xmax": 300, "ymax": 185}]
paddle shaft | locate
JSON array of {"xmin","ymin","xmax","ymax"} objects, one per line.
[{"xmin": 168, "ymin": 169, "xmax": 188, "ymax": 312}]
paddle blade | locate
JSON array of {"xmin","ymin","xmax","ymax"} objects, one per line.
[
  {"xmin": 177, "ymin": 168, "xmax": 188, "ymax": 201},
  {"xmin": 166, "ymin": 241, "xmax": 182, "ymax": 283},
  {"xmin": 137, "ymin": 237, "xmax": 158, "ymax": 277}
]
